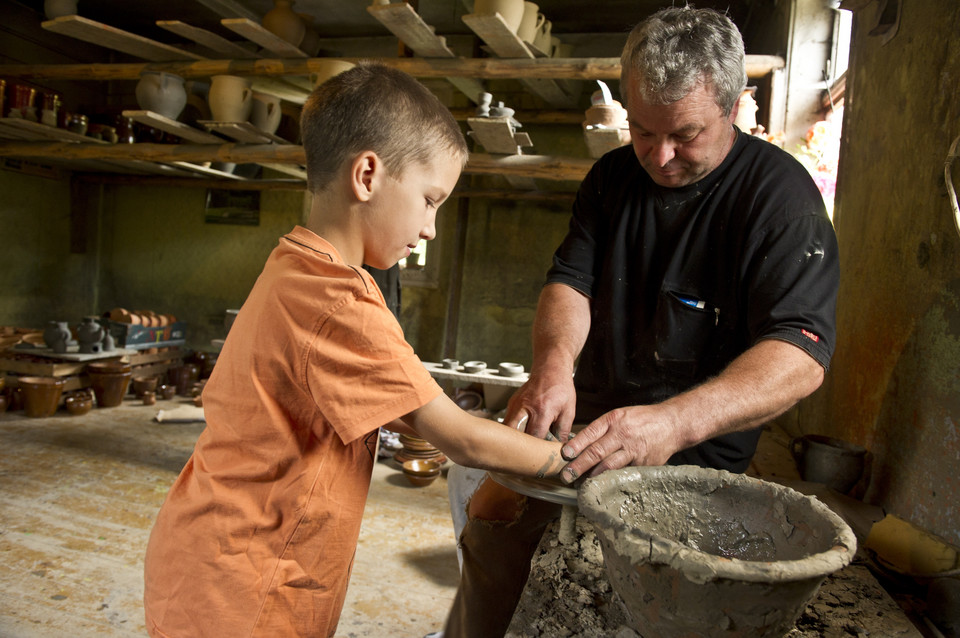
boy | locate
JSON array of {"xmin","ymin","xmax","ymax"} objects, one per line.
[{"xmin": 142, "ymin": 63, "xmax": 567, "ymax": 638}]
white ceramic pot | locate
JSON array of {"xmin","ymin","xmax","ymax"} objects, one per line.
[
  {"xmin": 473, "ymin": 0, "xmax": 524, "ymax": 34},
  {"xmin": 532, "ymin": 18, "xmax": 552, "ymax": 54},
  {"xmin": 208, "ymin": 75, "xmax": 253, "ymax": 123},
  {"xmin": 250, "ymin": 91, "xmax": 282, "ymax": 134},
  {"xmin": 310, "ymin": 60, "xmax": 355, "ymax": 88},
  {"xmin": 516, "ymin": 2, "xmax": 544, "ymax": 43},
  {"xmin": 135, "ymin": 71, "xmax": 187, "ymax": 120}
]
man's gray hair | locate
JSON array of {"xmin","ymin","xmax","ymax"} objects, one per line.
[{"xmin": 620, "ymin": 6, "xmax": 747, "ymax": 116}]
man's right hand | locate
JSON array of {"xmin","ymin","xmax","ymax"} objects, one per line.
[{"xmin": 502, "ymin": 365, "xmax": 577, "ymax": 442}]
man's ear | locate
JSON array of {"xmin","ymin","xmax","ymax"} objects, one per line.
[{"xmin": 350, "ymin": 151, "xmax": 382, "ymax": 203}]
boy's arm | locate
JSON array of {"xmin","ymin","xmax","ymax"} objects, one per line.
[{"xmin": 401, "ymin": 393, "xmax": 566, "ymax": 479}]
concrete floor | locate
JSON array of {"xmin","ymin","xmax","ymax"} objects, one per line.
[{"xmin": 0, "ymin": 400, "xmax": 458, "ymax": 637}]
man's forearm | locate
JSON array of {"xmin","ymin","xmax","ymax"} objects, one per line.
[
  {"xmin": 663, "ymin": 338, "xmax": 825, "ymax": 451},
  {"xmin": 531, "ymin": 283, "xmax": 591, "ymax": 375}
]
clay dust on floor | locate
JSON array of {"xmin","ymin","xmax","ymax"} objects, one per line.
[{"xmin": 0, "ymin": 402, "xmax": 459, "ymax": 637}]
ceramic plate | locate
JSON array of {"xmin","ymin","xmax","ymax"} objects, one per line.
[{"xmin": 488, "ymin": 471, "xmax": 578, "ymax": 507}]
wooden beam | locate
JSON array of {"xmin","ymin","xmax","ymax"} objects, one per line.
[{"xmin": 0, "ymin": 141, "xmax": 595, "ymax": 182}]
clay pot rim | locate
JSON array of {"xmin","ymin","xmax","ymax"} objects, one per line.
[
  {"xmin": 579, "ymin": 465, "xmax": 857, "ymax": 584},
  {"xmin": 18, "ymin": 376, "xmax": 66, "ymax": 386}
]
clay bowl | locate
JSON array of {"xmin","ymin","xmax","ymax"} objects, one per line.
[
  {"xmin": 18, "ymin": 376, "xmax": 66, "ymax": 418},
  {"xmin": 131, "ymin": 375, "xmax": 159, "ymax": 398},
  {"xmin": 402, "ymin": 459, "xmax": 441, "ymax": 487},
  {"xmin": 579, "ymin": 466, "xmax": 857, "ymax": 638},
  {"xmin": 64, "ymin": 392, "xmax": 93, "ymax": 415}
]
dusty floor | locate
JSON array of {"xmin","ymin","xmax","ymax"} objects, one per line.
[{"xmin": 0, "ymin": 400, "xmax": 458, "ymax": 637}]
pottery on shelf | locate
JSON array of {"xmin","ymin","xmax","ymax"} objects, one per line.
[
  {"xmin": 19, "ymin": 376, "xmax": 66, "ymax": 418},
  {"xmin": 473, "ymin": 0, "xmax": 525, "ymax": 34},
  {"xmin": 250, "ymin": 91, "xmax": 282, "ymax": 135},
  {"xmin": 310, "ymin": 60, "xmax": 355, "ymax": 88},
  {"xmin": 261, "ymin": 0, "xmax": 306, "ymax": 48},
  {"xmin": 208, "ymin": 75, "xmax": 253, "ymax": 123},
  {"xmin": 43, "ymin": 320, "xmax": 72, "ymax": 354},
  {"xmin": 76, "ymin": 316, "xmax": 105, "ymax": 354},
  {"xmin": 136, "ymin": 71, "xmax": 187, "ymax": 121},
  {"xmin": 516, "ymin": 2, "xmax": 544, "ymax": 44}
]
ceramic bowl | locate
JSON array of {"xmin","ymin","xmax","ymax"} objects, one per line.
[
  {"xmin": 442, "ymin": 358, "xmax": 459, "ymax": 370},
  {"xmin": 498, "ymin": 361, "xmax": 525, "ymax": 377},
  {"xmin": 462, "ymin": 361, "xmax": 487, "ymax": 374},
  {"xmin": 402, "ymin": 459, "xmax": 441, "ymax": 487},
  {"xmin": 65, "ymin": 392, "xmax": 93, "ymax": 415}
]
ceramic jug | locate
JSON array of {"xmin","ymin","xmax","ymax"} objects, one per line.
[
  {"xmin": 473, "ymin": 0, "xmax": 524, "ymax": 34},
  {"xmin": 43, "ymin": 320, "xmax": 72, "ymax": 354},
  {"xmin": 261, "ymin": 0, "xmax": 306, "ymax": 48},
  {"xmin": 250, "ymin": 91, "xmax": 282, "ymax": 135},
  {"xmin": 135, "ymin": 71, "xmax": 187, "ymax": 121},
  {"xmin": 517, "ymin": 2, "xmax": 544, "ymax": 44},
  {"xmin": 532, "ymin": 18, "xmax": 552, "ymax": 54},
  {"xmin": 208, "ymin": 75, "xmax": 253, "ymax": 122},
  {"xmin": 76, "ymin": 316, "xmax": 104, "ymax": 354},
  {"xmin": 44, "ymin": 0, "xmax": 78, "ymax": 19}
]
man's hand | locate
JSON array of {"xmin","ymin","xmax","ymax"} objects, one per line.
[
  {"xmin": 502, "ymin": 365, "xmax": 577, "ymax": 442},
  {"xmin": 558, "ymin": 404, "xmax": 682, "ymax": 483}
]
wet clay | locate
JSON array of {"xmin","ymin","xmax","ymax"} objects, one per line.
[{"xmin": 578, "ymin": 466, "xmax": 857, "ymax": 638}]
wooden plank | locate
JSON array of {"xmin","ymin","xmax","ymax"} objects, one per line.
[
  {"xmin": 259, "ymin": 163, "xmax": 307, "ymax": 179},
  {"xmin": 197, "ymin": 120, "xmax": 290, "ymax": 144},
  {"xmin": 167, "ymin": 161, "xmax": 246, "ymax": 180},
  {"xmin": 467, "ymin": 117, "xmax": 532, "ymax": 154},
  {"xmin": 156, "ymin": 20, "xmax": 259, "ymax": 59},
  {"xmin": 367, "ymin": 3, "xmax": 455, "ymax": 58},
  {"xmin": 461, "ymin": 13, "xmax": 575, "ymax": 108},
  {"xmin": 220, "ymin": 18, "xmax": 307, "ymax": 58},
  {"xmin": 123, "ymin": 110, "xmax": 223, "ymax": 143},
  {"xmin": 41, "ymin": 15, "xmax": 205, "ymax": 62}
]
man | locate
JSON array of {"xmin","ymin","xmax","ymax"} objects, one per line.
[{"xmin": 442, "ymin": 6, "xmax": 840, "ymax": 637}]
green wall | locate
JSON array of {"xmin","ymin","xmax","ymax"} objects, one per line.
[{"xmin": 802, "ymin": 1, "xmax": 960, "ymax": 545}]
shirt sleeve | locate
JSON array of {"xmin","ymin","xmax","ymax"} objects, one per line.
[
  {"xmin": 305, "ymin": 291, "xmax": 442, "ymax": 444},
  {"xmin": 741, "ymin": 212, "xmax": 840, "ymax": 369}
]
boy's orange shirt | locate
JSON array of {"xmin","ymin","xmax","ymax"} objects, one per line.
[{"xmin": 144, "ymin": 226, "xmax": 442, "ymax": 637}]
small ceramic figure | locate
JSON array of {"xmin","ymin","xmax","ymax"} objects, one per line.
[
  {"xmin": 476, "ymin": 92, "xmax": 493, "ymax": 117},
  {"xmin": 76, "ymin": 316, "xmax": 104, "ymax": 354}
]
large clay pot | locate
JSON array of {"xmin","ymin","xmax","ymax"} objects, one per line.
[
  {"xmin": 261, "ymin": 0, "xmax": 306, "ymax": 47},
  {"xmin": 208, "ymin": 75, "xmax": 253, "ymax": 123},
  {"xmin": 791, "ymin": 434, "xmax": 867, "ymax": 494},
  {"xmin": 250, "ymin": 91, "xmax": 282, "ymax": 134},
  {"xmin": 88, "ymin": 370, "xmax": 132, "ymax": 408},
  {"xmin": 310, "ymin": 60, "xmax": 355, "ymax": 88},
  {"xmin": 43, "ymin": 320, "xmax": 72, "ymax": 354},
  {"xmin": 473, "ymin": 0, "xmax": 524, "ymax": 34},
  {"xmin": 19, "ymin": 376, "xmax": 66, "ymax": 418},
  {"xmin": 136, "ymin": 71, "xmax": 187, "ymax": 120}
]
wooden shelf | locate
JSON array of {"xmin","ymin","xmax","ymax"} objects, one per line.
[
  {"xmin": 220, "ymin": 18, "xmax": 308, "ymax": 58},
  {"xmin": 367, "ymin": 2, "xmax": 484, "ymax": 104},
  {"xmin": 462, "ymin": 12, "xmax": 576, "ymax": 108},
  {"xmin": 41, "ymin": 15, "xmax": 205, "ymax": 62},
  {"xmin": 156, "ymin": 20, "xmax": 260, "ymax": 59}
]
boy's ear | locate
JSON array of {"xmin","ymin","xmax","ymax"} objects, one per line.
[{"xmin": 350, "ymin": 151, "xmax": 382, "ymax": 203}]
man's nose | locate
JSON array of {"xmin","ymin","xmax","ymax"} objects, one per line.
[{"xmin": 650, "ymin": 140, "xmax": 676, "ymax": 167}]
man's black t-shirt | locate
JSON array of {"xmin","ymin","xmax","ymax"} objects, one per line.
[{"xmin": 546, "ymin": 131, "xmax": 839, "ymax": 472}]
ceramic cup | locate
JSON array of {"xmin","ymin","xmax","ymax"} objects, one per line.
[
  {"xmin": 532, "ymin": 18, "xmax": 552, "ymax": 54},
  {"xmin": 208, "ymin": 75, "xmax": 253, "ymax": 123},
  {"xmin": 516, "ymin": 2, "xmax": 544, "ymax": 43},
  {"xmin": 250, "ymin": 91, "xmax": 282, "ymax": 135},
  {"xmin": 474, "ymin": 0, "xmax": 524, "ymax": 34}
]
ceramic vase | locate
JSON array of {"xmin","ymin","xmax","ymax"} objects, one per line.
[
  {"xmin": 44, "ymin": 0, "xmax": 78, "ymax": 19},
  {"xmin": 19, "ymin": 376, "xmax": 66, "ymax": 418},
  {"xmin": 250, "ymin": 91, "xmax": 282, "ymax": 134},
  {"xmin": 136, "ymin": 71, "xmax": 187, "ymax": 120},
  {"xmin": 208, "ymin": 75, "xmax": 253, "ymax": 122},
  {"xmin": 473, "ymin": 0, "xmax": 524, "ymax": 34},
  {"xmin": 43, "ymin": 320, "xmax": 72, "ymax": 354},
  {"xmin": 76, "ymin": 316, "xmax": 104, "ymax": 354},
  {"xmin": 261, "ymin": 0, "xmax": 306, "ymax": 48}
]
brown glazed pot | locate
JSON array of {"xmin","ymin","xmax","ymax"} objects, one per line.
[
  {"xmin": 88, "ymin": 371, "xmax": 132, "ymax": 408},
  {"xmin": 19, "ymin": 376, "xmax": 66, "ymax": 417}
]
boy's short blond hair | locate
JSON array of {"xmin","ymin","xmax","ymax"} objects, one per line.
[{"xmin": 300, "ymin": 62, "xmax": 469, "ymax": 193}]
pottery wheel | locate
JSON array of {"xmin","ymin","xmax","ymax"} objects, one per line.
[{"xmin": 488, "ymin": 471, "xmax": 578, "ymax": 507}]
